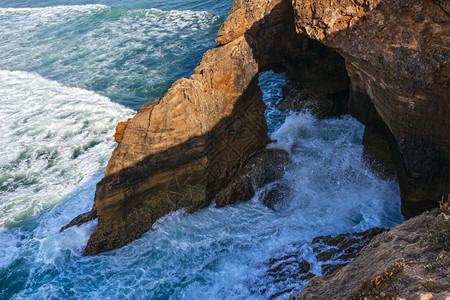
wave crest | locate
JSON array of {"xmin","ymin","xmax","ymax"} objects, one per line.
[{"xmin": 0, "ymin": 70, "xmax": 134, "ymax": 229}]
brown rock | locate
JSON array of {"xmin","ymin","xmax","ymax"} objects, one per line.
[
  {"xmin": 217, "ymin": 0, "xmax": 350, "ymax": 96},
  {"xmin": 261, "ymin": 182, "xmax": 289, "ymax": 210},
  {"xmin": 73, "ymin": 0, "xmax": 300, "ymax": 255},
  {"xmin": 82, "ymin": 36, "xmax": 269, "ymax": 255},
  {"xmin": 252, "ymin": 228, "xmax": 383, "ymax": 299},
  {"xmin": 277, "ymin": 82, "xmax": 348, "ymax": 118},
  {"xmin": 292, "ymin": 0, "xmax": 450, "ymax": 217},
  {"xmin": 113, "ymin": 120, "xmax": 129, "ymax": 143},
  {"xmin": 253, "ymin": 246, "xmax": 314, "ymax": 299},
  {"xmin": 214, "ymin": 175, "xmax": 255, "ymax": 208},
  {"xmin": 215, "ymin": 148, "xmax": 289, "ymax": 208},
  {"xmin": 311, "ymin": 227, "xmax": 385, "ymax": 275},
  {"xmin": 294, "ymin": 211, "xmax": 450, "ymax": 300},
  {"xmin": 60, "ymin": 208, "xmax": 97, "ymax": 232},
  {"xmin": 245, "ymin": 148, "xmax": 289, "ymax": 188}
]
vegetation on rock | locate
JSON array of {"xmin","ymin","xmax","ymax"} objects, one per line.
[{"xmin": 348, "ymin": 262, "xmax": 406, "ymax": 300}]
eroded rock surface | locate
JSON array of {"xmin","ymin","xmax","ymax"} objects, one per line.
[
  {"xmin": 292, "ymin": 0, "xmax": 450, "ymax": 216},
  {"xmin": 83, "ymin": 36, "xmax": 269, "ymax": 255},
  {"xmin": 251, "ymin": 228, "xmax": 383, "ymax": 299},
  {"xmin": 215, "ymin": 148, "xmax": 289, "ymax": 207},
  {"xmin": 294, "ymin": 211, "xmax": 450, "ymax": 300},
  {"xmin": 72, "ymin": 0, "xmax": 303, "ymax": 255},
  {"xmin": 312, "ymin": 227, "xmax": 385, "ymax": 275},
  {"xmin": 277, "ymin": 81, "xmax": 348, "ymax": 118}
]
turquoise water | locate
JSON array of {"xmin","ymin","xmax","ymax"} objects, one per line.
[
  {"xmin": 0, "ymin": 1, "xmax": 228, "ymax": 110},
  {"xmin": 0, "ymin": 1, "xmax": 403, "ymax": 299}
]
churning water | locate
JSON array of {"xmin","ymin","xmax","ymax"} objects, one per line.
[{"xmin": 0, "ymin": 1, "xmax": 403, "ymax": 299}]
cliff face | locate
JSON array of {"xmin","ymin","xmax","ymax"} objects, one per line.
[
  {"xmin": 292, "ymin": 0, "xmax": 450, "ymax": 216},
  {"xmin": 83, "ymin": 36, "xmax": 269, "ymax": 254},
  {"xmin": 69, "ymin": 0, "xmax": 351, "ymax": 255},
  {"xmin": 66, "ymin": 0, "xmax": 449, "ymax": 255},
  {"xmin": 81, "ymin": 0, "xmax": 304, "ymax": 255}
]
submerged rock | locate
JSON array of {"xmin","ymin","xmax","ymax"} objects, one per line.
[
  {"xmin": 215, "ymin": 148, "xmax": 289, "ymax": 207},
  {"xmin": 66, "ymin": 0, "xmax": 300, "ymax": 255},
  {"xmin": 252, "ymin": 228, "xmax": 383, "ymax": 299},
  {"xmin": 277, "ymin": 81, "xmax": 348, "ymax": 119},
  {"xmin": 252, "ymin": 243, "xmax": 315, "ymax": 299},
  {"xmin": 311, "ymin": 227, "xmax": 385, "ymax": 275},
  {"xmin": 261, "ymin": 183, "xmax": 287, "ymax": 210},
  {"xmin": 82, "ymin": 36, "xmax": 270, "ymax": 255},
  {"xmin": 60, "ymin": 208, "xmax": 97, "ymax": 232}
]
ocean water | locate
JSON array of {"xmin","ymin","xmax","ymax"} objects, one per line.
[{"xmin": 0, "ymin": 1, "xmax": 403, "ymax": 299}]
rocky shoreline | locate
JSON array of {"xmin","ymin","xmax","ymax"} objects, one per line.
[
  {"xmin": 63, "ymin": 0, "xmax": 449, "ymax": 297},
  {"xmin": 294, "ymin": 209, "xmax": 450, "ymax": 299}
]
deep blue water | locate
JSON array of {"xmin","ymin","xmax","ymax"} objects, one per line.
[{"xmin": 0, "ymin": 1, "xmax": 403, "ymax": 299}]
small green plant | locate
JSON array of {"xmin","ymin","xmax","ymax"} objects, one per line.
[
  {"xmin": 425, "ymin": 219, "xmax": 450, "ymax": 251},
  {"xmin": 347, "ymin": 262, "xmax": 406, "ymax": 300},
  {"xmin": 422, "ymin": 197, "xmax": 450, "ymax": 251},
  {"xmin": 424, "ymin": 250, "xmax": 450, "ymax": 273},
  {"xmin": 439, "ymin": 195, "xmax": 450, "ymax": 214},
  {"xmin": 419, "ymin": 280, "xmax": 439, "ymax": 292}
]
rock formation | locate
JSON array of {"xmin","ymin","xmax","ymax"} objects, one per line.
[
  {"xmin": 292, "ymin": 0, "xmax": 450, "ymax": 216},
  {"xmin": 251, "ymin": 228, "xmax": 384, "ymax": 299},
  {"xmin": 82, "ymin": 36, "xmax": 270, "ymax": 255},
  {"xmin": 311, "ymin": 227, "xmax": 385, "ymax": 275},
  {"xmin": 72, "ymin": 0, "xmax": 305, "ymax": 255},
  {"xmin": 294, "ymin": 210, "xmax": 450, "ymax": 299},
  {"xmin": 64, "ymin": 0, "xmax": 449, "ymax": 255}
]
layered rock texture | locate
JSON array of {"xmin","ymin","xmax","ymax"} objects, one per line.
[
  {"xmin": 83, "ymin": 37, "xmax": 270, "ymax": 254},
  {"xmin": 65, "ymin": 0, "xmax": 449, "ymax": 255},
  {"xmin": 251, "ymin": 228, "xmax": 385, "ymax": 299},
  {"xmin": 294, "ymin": 210, "xmax": 450, "ymax": 299},
  {"xmin": 292, "ymin": 0, "xmax": 450, "ymax": 216},
  {"xmin": 74, "ymin": 0, "xmax": 305, "ymax": 255}
]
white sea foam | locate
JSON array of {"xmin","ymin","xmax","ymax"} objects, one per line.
[
  {"xmin": 0, "ymin": 231, "xmax": 20, "ymax": 270},
  {"xmin": 0, "ymin": 70, "xmax": 134, "ymax": 229},
  {"xmin": 269, "ymin": 112, "xmax": 403, "ymax": 234},
  {"xmin": 0, "ymin": 11, "xmax": 404, "ymax": 298},
  {"xmin": 3, "ymin": 108, "xmax": 403, "ymax": 299},
  {"xmin": 0, "ymin": 5, "xmax": 220, "ymax": 109},
  {"xmin": 0, "ymin": 5, "xmax": 110, "ymax": 32},
  {"xmin": 0, "ymin": 4, "xmax": 110, "ymax": 13}
]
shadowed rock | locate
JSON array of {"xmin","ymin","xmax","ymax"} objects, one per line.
[
  {"xmin": 65, "ymin": 0, "xmax": 309, "ymax": 255},
  {"xmin": 277, "ymin": 81, "xmax": 349, "ymax": 118},
  {"xmin": 293, "ymin": 0, "xmax": 450, "ymax": 217},
  {"xmin": 311, "ymin": 227, "xmax": 385, "ymax": 275},
  {"xmin": 215, "ymin": 148, "xmax": 289, "ymax": 207},
  {"xmin": 60, "ymin": 208, "xmax": 97, "ymax": 232}
]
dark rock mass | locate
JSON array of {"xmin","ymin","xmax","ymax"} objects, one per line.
[{"xmin": 292, "ymin": 0, "xmax": 449, "ymax": 217}]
